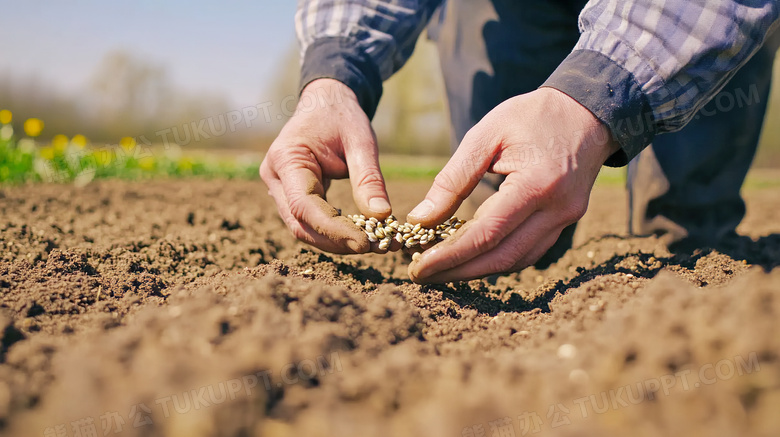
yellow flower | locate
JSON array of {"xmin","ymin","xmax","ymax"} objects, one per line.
[
  {"xmin": 52, "ymin": 134, "xmax": 69, "ymax": 153},
  {"xmin": 0, "ymin": 110, "xmax": 11, "ymax": 125},
  {"xmin": 178, "ymin": 158, "xmax": 193, "ymax": 171},
  {"xmin": 138, "ymin": 156, "xmax": 155, "ymax": 171},
  {"xmin": 24, "ymin": 118, "xmax": 44, "ymax": 137},
  {"xmin": 94, "ymin": 149, "xmax": 114, "ymax": 166},
  {"xmin": 71, "ymin": 134, "xmax": 87, "ymax": 149},
  {"xmin": 119, "ymin": 136, "xmax": 136, "ymax": 152},
  {"xmin": 40, "ymin": 146, "xmax": 55, "ymax": 161}
]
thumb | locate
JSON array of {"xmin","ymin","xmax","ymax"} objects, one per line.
[
  {"xmin": 343, "ymin": 132, "xmax": 392, "ymax": 219},
  {"xmin": 407, "ymin": 133, "xmax": 494, "ymax": 226}
]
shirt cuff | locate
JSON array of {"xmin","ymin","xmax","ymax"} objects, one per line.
[
  {"xmin": 542, "ymin": 49, "xmax": 656, "ymax": 167},
  {"xmin": 299, "ymin": 37, "xmax": 383, "ymax": 120}
]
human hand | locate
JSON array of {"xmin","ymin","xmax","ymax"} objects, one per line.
[
  {"xmin": 406, "ymin": 88, "xmax": 621, "ymax": 283},
  {"xmin": 260, "ymin": 79, "xmax": 392, "ymax": 254}
]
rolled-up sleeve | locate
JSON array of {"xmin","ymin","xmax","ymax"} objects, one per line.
[
  {"xmin": 543, "ymin": 0, "xmax": 780, "ymax": 166},
  {"xmin": 296, "ymin": 0, "xmax": 443, "ymax": 119}
]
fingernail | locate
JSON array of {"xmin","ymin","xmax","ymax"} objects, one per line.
[
  {"xmin": 369, "ymin": 197, "xmax": 391, "ymax": 214},
  {"xmin": 408, "ymin": 199, "xmax": 434, "ymax": 220}
]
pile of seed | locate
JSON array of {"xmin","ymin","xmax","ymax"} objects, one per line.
[{"xmin": 346, "ymin": 214, "xmax": 465, "ymax": 251}]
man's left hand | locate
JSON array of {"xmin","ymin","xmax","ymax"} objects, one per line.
[{"xmin": 406, "ymin": 88, "xmax": 621, "ymax": 283}]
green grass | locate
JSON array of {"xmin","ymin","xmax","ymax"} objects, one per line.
[
  {"xmin": 742, "ymin": 169, "xmax": 780, "ymax": 189},
  {"xmin": 4, "ymin": 130, "xmax": 780, "ymax": 191},
  {"xmin": 379, "ymin": 154, "xmax": 446, "ymax": 179},
  {"xmin": 595, "ymin": 167, "xmax": 626, "ymax": 186},
  {"xmin": 594, "ymin": 165, "xmax": 780, "ymax": 189},
  {"xmin": 0, "ymin": 134, "xmax": 260, "ymax": 185}
]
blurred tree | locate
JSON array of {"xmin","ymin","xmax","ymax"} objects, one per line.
[
  {"xmin": 88, "ymin": 50, "xmax": 229, "ymax": 144},
  {"xmin": 755, "ymin": 53, "xmax": 780, "ymax": 167},
  {"xmin": 260, "ymin": 36, "xmax": 450, "ymax": 156},
  {"xmin": 373, "ymin": 36, "xmax": 450, "ymax": 156},
  {"xmin": 0, "ymin": 50, "xmax": 232, "ymax": 147},
  {"xmin": 90, "ymin": 50, "xmax": 171, "ymax": 133},
  {"xmin": 260, "ymin": 43, "xmax": 300, "ymax": 139}
]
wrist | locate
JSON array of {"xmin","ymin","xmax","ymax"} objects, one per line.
[
  {"xmin": 299, "ymin": 78, "xmax": 361, "ymax": 113},
  {"xmin": 541, "ymin": 49, "xmax": 656, "ymax": 166},
  {"xmin": 299, "ymin": 37, "xmax": 383, "ymax": 119},
  {"xmin": 542, "ymin": 87, "xmax": 621, "ymax": 165}
]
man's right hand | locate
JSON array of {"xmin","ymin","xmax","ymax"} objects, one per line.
[{"xmin": 260, "ymin": 78, "xmax": 392, "ymax": 254}]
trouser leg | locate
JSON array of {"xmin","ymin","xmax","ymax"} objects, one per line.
[
  {"xmin": 432, "ymin": 0, "xmax": 586, "ymax": 268},
  {"xmin": 627, "ymin": 33, "xmax": 778, "ymax": 249}
]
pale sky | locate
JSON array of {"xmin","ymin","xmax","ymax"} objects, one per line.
[{"xmin": 0, "ymin": 0, "xmax": 298, "ymax": 108}]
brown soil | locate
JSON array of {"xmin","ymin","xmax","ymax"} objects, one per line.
[{"xmin": 1, "ymin": 178, "xmax": 779, "ymax": 437}]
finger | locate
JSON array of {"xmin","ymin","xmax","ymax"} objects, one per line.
[
  {"xmin": 264, "ymin": 166, "xmax": 369, "ymax": 254},
  {"xmin": 408, "ymin": 172, "xmax": 540, "ymax": 279},
  {"xmin": 410, "ymin": 211, "xmax": 561, "ymax": 283},
  {"xmin": 323, "ymin": 178, "xmax": 332, "ymax": 200},
  {"xmin": 265, "ymin": 160, "xmax": 369, "ymax": 253},
  {"xmin": 342, "ymin": 131, "xmax": 392, "ymax": 219},
  {"xmin": 387, "ymin": 236, "xmax": 404, "ymax": 252},
  {"xmin": 407, "ymin": 130, "xmax": 495, "ymax": 226}
]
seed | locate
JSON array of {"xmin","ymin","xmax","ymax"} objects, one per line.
[
  {"xmin": 412, "ymin": 252, "xmax": 421, "ymax": 261},
  {"xmin": 348, "ymin": 214, "xmax": 466, "ymax": 252}
]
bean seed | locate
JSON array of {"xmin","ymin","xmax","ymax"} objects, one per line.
[{"xmin": 347, "ymin": 213, "xmax": 466, "ymax": 251}]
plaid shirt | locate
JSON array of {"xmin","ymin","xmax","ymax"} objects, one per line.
[{"xmin": 296, "ymin": 0, "xmax": 779, "ymax": 164}]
